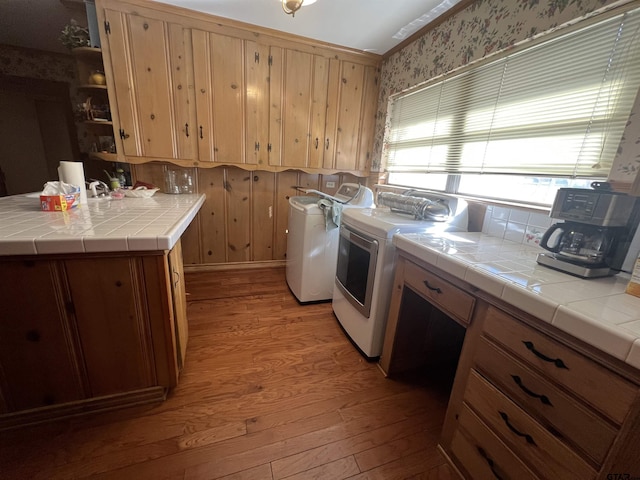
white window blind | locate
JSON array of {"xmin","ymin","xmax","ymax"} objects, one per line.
[{"xmin": 386, "ymin": 6, "xmax": 640, "ymax": 178}]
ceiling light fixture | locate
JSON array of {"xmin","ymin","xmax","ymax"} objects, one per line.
[{"xmin": 281, "ymin": 0, "xmax": 316, "ymax": 17}]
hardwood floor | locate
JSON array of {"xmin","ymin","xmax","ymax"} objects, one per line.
[{"xmin": 0, "ymin": 267, "xmax": 456, "ymax": 479}]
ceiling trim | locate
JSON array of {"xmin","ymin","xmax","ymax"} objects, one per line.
[{"xmin": 382, "ymin": 0, "xmax": 476, "ymax": 59}]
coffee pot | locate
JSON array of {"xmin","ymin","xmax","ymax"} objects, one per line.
[
  {"xmin": 536, "ymin": 187, "xmax": 639, "ymax": 278},
  {"xmin": 539, "ymin": 222, "xmax": 619, "ymax": 266}
]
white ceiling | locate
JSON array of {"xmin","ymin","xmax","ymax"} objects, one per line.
[
  {"xmin": 0, "ymin": 0, "xmax": 462, "ymax": 56},
  {"xmin": 153, "ymin": 0, "xmax": 463, "ymax": 54}
]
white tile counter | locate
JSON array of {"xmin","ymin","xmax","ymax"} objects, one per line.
[
  {"xmin": 0, "ymin": 192, "xmax": 205, "ymax": 255},
  {"xmin": 393, "ymin": 231, "xmax": 640, "ymax": 370}
]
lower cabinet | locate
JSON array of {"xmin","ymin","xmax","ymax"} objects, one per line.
[
  {"xmin": 0, "ymin": 261, "xmax": 85, "ymax": 413},
  {"xmin": 380, "ymin": 252, "xmax": 640, "ymax": 479},
  {"xmin": 0, "ymin": 244, "xmax": 188, "ymax": 426},
  {"xmin": 441, "ymin": 301, "xmax": 640, "ymax": 479}
]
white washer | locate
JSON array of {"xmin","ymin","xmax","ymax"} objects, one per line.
[
  {"xmin": 286, "ymin": 183, "xmax": 374, "ymax": 302},
  {"xmin": 332, "ymin": 194, "xmax": 469, "ymax": 358}
]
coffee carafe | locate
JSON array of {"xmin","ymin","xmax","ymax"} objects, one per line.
[
  {"xmin": 539, "ymin": 221, "xmax": 620, "ymax": 266},
  {"xmin": 536, "ymin": 187, "xmax": 638, "ymax": 278}
]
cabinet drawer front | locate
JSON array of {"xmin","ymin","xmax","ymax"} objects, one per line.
[
  {"xmin": 483, "ymin": 306, "xmax": 636, "ymax": 424},
  {"xmin": 403, "ymin": 260, "xmax": 475, "ymax": 325},
  {"xmin": 475, "ymin": 337, "xmax": 616, "ymax": 465},
  {"xmin": 464, "ymin": 370, "xmax": 596, "ymax": 480},
  {"xmin": 452, "ymin": 405, "xmax": 539, "ymax": 480}
]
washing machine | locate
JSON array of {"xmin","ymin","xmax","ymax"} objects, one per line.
[{"xmin": 286, "ymin": 183, "xmax": 374, "ymax": 302}]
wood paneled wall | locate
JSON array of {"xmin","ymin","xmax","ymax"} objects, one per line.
[{"xmin": 132, "ymin": 163, "xmax": 363, "ymax": 266}]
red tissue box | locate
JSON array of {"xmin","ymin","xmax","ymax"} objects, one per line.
[{"xmin": 40, "ymin": 193, "xmax": 79, "ymax": 211}]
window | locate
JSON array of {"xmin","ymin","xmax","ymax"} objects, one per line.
[{"xmin": 384, "ymin": 5, "xmax": 640, "ymax": 205}]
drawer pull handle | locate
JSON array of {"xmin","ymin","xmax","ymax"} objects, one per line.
[
  {"xmin": 511, "ymin": 375, "xmax": 553, "ymax": 406},
  {"xmin": 477, "ymin": 446, "xmax": 503, "ymax": 480},
  {"xmin": 522, "ymin": 341, "xmax": 569, "ymax": 369},
  {"xmin": 423, "ymin": 280, "xmax": 442, "ymax": 294},
  {"xmin": 499, "ymin": 411, "xmax": 536, "ymax": 445}
]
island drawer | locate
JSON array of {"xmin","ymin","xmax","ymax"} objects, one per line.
[
  {"xmin": 482, "ymin": 305, "xmax": 636, "ymax": 424},
  {"xmin": 463, "ymin": 369, "xmax": 596, "ymax": 480},
  {"xmin": 451, "ymin": 404, "xmax": 538, "ymax": 480},
  {"xmin": 403, "ymin": 259, "xmax": 475, "ymax": 325},
  {"xmin": 474, "ymin": 337, "xmax": 616, "ymax": 465}
]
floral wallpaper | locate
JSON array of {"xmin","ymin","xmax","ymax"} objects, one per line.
[
  {"xmin": 372, "ymin": 0, "xmax": 640, "ymax": 186},
  {"xmin": 0, "ymin": 44, "xmax": 91, "ymax": 153}
]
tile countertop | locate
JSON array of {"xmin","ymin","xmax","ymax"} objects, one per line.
[
  {"xmin": 0, "ymin": 192, "xmax": 205, "ymax": 255},
  {"xmin": 393, "ymin": 231, "xmax": 640, "ymax": 371}
]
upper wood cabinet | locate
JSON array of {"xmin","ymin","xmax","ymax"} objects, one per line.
[
  {"xmin": 101, "ymin": 9, "xmax": 193, "ymax": 160},
  {"xmin": 96, "ymin": 0, "xmax": 380, "ymax": 173},
  {"xmin": 192, "ymin": 30, "xmax": 245, "ymax": 164}
]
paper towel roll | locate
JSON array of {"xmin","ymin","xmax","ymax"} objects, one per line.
[{"xmin": 58, "ymin": 161, "xmax": 87, "ymax": 207}]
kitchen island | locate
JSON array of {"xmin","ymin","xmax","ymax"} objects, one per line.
[
  {"xmin": 382, "ymin": 232, "xmax": 640, "ymax": 479},
  {"xmin": 0, "ymin": 192, "xmax": 205, "ymax": 429}
]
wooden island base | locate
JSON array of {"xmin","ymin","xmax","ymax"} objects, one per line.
[{"xmin": 0, "ymin": 241, "xmax": 188, "ymax": 430}]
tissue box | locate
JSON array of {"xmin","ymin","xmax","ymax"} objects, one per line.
[{"xmin": 40, "ymin": 193, "xmax": 79, "ymax": 211}]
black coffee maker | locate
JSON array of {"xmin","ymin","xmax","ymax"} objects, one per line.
[{"xmin": 537, "ymin": 186, "xmax": 639, "ymax": 278}]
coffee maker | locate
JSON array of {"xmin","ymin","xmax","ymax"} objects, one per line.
[{"xmin": 536, "ymin": 187, "xmax": 640, "ymax": 278}]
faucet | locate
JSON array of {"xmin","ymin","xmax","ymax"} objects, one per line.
[{"xmin": 88, "ymin": 180, "xmax": 110, "ymax": 198}]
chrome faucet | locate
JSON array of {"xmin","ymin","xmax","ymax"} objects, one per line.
[{"xmin": 88, "ymin": 180, "xmax": 110, "ymax": 198}]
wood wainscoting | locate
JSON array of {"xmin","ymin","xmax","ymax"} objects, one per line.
[
  {"xmin": 0, "ymin": 267, "xmax": 454, "ymax": 479},
  {"xmin": 132, "ymin": 163, "xmax": 365, "ymax": 266}
]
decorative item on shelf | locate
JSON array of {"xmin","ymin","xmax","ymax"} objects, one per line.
[
  {"xmin": 59, "ymin": 19, "xmax": 90, "ymax": 50},
  {"xmin": 281, "ymin": 0, "xmax": 316, "ymax": 17},
  {"xmin": 88, "ymin": 70, "xmax": 106, "ymax": 85},
  {"xmin": 83, "ymin": 96, "xmax": 111, "ymax": 122}
]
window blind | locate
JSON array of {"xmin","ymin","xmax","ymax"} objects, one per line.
[{"xmin": 385, "ymin": 5, "xmax": 640, "ymax": 178}]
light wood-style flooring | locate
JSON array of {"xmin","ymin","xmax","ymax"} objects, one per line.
[{"xmin": 0, "ymin": 267, "xmax": 455, "ymax": 479}]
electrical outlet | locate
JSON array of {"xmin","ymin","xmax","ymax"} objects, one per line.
[{"xmin": 326, "ymin": 181, "xmax": 336, "ymax": 188}]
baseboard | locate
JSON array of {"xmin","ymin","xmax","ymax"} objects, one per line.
[
  {"xmin": 0, "ymin": 386, "xmax": 167, "ymax": 431},
  {"xmin": 184, "ymin": 260, "xmax": 286, "ymax": 272}
]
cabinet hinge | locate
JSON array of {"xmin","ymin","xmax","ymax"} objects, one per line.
[
  {"xmin": 104, "ymin": 20, "xmax": 111, "ymax": 35},
  {"xmin": 268, "ymin": 55, "xmax": 273, "ymax": 66},
  {"xmin": 119, "ymin": 129, "xmax": 129, "ymax": 140},
  {"xmin": 267, "ymin": 143, "xmax": 272, "ymax": 152},
  {"xmin": 255, "ymin": 52, "xmax": 260, "ymax": 64},
  {"xmin": 255, "ymin": 142, "xmax": 260, "ymax": 151}
]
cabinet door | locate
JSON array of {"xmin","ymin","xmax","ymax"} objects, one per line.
[
  {"xmin": 245, "ymin": 41, "xmax": 270, "ymax": 167},
  {"xmin": 356, "ymin": 65, "xmax": 379, "ymax": 172},
  {"xmin": 308, "ymin": 56, "xmax": 330, "ymax": 169},
  {"xmin": 281, "ymin": 49, "xmax": 313, "ymax": 168},
  {"xmin": 103, "ymin": 9, "xmax": 181, "ymax": 159},
  {"xmin": 169, "ymin": 241, "xmax": 188, "ymax": 370},
  {"xmin": 334, "ymin": 61, "xmax": 365, "ymax": 171},
  {"xmin": 168, "ymin": 23, "xmax": 198, "ymax": 161},
  {"xmin": 0, "ymin": 260, "xmax": 84, "ymax": 412},
  {"xmin": 65, "ymin": 257, "xmax": 156, "ymax": 396},
  {"xmin": 192, "ymin": 30, "xmax": 245, "ymax": 164}
]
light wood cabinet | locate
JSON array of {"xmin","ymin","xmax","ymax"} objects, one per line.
[
  {"xmin": 380, "ymin": 251, "xmax": 640, "ymax": 478},
  {"xmin": 96, "ymin": 0, "xmax": 380, "ymax": 174},
  {"xmin": 192, "ymin": 30, "xmax": 245, "ymax": 164},
  {"xmin": 168, "ymin": 240, "xmax": 188, "ymax": 370},
  {"xmin": 101, "ymin": 8, "xmax": 190, "ymax": 160},
  {"xmin": 442, "ymin": 300, "xmax": 640, "ymax": 479},
  {"xmin": 0, "ymin": 246, "xmax": 188, "ymax": 427}
]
